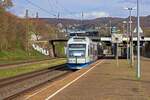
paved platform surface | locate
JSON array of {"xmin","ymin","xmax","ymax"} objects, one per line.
[
  {"xmin": 16, "ymin": 58, "xmax": 150, "ymax": 100},
  {"xmin": 50, "ymin": 59, "xmax": 150, "ymax": 100}
]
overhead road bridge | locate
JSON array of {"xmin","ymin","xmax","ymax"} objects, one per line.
[
  {"xmin": 33, "ymin": 37, "xmax": 150, "ymax": 43},
  {"xmin": 48, "ymin": 37, "xmax": 150, "ymax": 42},
  {"xmin": 48, "ymin": 36, "xmax": 150, "ymax": 57}
]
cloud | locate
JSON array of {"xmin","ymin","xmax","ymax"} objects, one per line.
[
  {"xmin": 64, "ymin": 11, "xmax": 109, "ymax": 19},
  {"xmin": 120, "ymin": 0, "xmax": 150, "ymax": 4},
  {"xmin": 120, "ymin": 0, "xmax": 136, "ymax": 3},
  {"xmin": 9, "ymin": 0, "xmax": 150, "ymax": 18},
  {"xmin": 84, "ymin": 11, "xmax": 109, "ymax": 19}
]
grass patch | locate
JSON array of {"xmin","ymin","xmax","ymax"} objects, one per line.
[
  {"xmin": 0, "ymin": 58, "xmax": 66, "ymax": 79},
  {"xmin": 0, "ymin": 49, "xmax": 49, "ymax": 65},
  {"xmin": 55, "ymin": 42, "xmax": 66, "ymax": 57}
]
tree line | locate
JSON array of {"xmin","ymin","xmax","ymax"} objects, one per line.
[{"xmin": 0, "ymin": 4, "xmax": 59, "ymax": 51}]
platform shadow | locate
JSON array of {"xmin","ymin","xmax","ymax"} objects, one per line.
[{"xmin": 116, "ymin": 78, "xmax": 150, "ymax": 84}]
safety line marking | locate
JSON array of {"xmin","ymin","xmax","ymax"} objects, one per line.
[{"xmin": 45, "ymin": 60, "xmax": 104, "ymax": 100}]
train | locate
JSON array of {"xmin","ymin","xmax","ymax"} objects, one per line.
[{"xmin": 66, "ymin": 36, "xmax": 98, "ymax": 69}]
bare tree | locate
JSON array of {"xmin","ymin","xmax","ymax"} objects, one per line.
[{"xmin": 0, "ymin": 0, "xmax": 13, "ymax": 9}]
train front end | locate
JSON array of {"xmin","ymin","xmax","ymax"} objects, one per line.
[{"xmin": 67, "ymin": 37, "xmax": 91, "ymax": 69}]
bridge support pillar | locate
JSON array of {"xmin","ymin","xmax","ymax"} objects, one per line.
[{"xmin": 49, "ymin": 41, "xmax": 56, "ymax": 58}]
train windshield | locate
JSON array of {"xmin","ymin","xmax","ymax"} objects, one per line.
[
  {"xmin": 68, "ymin": 44, "xmax": 86, "ymax": 57},
  {"xmin": 69, "ymin": 50, "xmax": 85, "ymax": 57}
]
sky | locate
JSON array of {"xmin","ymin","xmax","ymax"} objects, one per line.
[{"xmin": 9, "ymin": 0, "xmax": 150, "ymax": 19}]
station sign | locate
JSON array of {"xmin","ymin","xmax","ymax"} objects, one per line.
[
  {"xmin": 133, "ymin": 26, "xmax": 143, "ymax": 33},
  {"xmin": 111, "ymin": 34, "xmax": 123, "ymax": 43}
]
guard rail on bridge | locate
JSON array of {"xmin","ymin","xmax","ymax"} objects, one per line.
[{"xmin": 48, "ymin": 37, "xmax": 150, "ymax": 42}]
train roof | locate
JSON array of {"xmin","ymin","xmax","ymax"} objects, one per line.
[
  {"xmin": 69, "ymin": 29, "xmax": 98, "ymax": 34},
  {"xmin": 69, "ymin": 30, "xmax": 86, "ymax": 34}
]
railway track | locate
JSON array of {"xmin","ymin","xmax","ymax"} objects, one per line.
[
  {"xmin": 0, "ymin": 58, "xmax": 57, "ymax": 68},
  {"xmin": 0, "ymin": 64, "xmax": 73, "ymax": 100}
]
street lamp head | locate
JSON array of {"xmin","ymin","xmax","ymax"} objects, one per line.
[
  {"xmin": 124, "ymin": 7, "xmax": 129, "ymax": 10},
  {"xmin": 129, "ymin": 21, "xmax": 133, "ymax": 24},
  {"xmin": 123, "ymin": 21, "xmax": 127, "ymax": 24},
  {"xmin": 129, "ymin": 8, "xmax": 133, "ymax": 10},
  {"xmin": 124, "ymin": 7, "xmax": 132, "ymax": 10},
  {"xmin": 124, "ymin": 7, "xmax": 136, "ymax": 11}
]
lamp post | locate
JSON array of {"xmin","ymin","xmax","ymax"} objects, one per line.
[
  {"xmin": 122, "ymin": 21, "xmax": 126, "ymax": 34},
  {"xmin": 123, "ymin": 21, "xmax": 129, "ymax": 62},
  {"xmin": 137, "ymin": 0, "xmax": 141, "ymax": 79},
  {"xmin": 81, "ymin": 12, "xmax": 84, "ymax": 26},
  {"xmin": 109, "ymin": 20, "xmax": 112, "ymax": 35},
  {"xmin": 125, "ymin": 7, "xmax": 135, "ymax": 67}
]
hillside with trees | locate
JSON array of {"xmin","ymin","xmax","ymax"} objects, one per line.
[
  {"xmin": 0, "ymin": 2, "xmax": 61, "ymax": 61},
  {"xmin": 42, "ymin": 16, "xmax": 150, "ymax": 36},
  {"xmin": 0, "ymin": 0, "xmax": 149, "ymax": 61}
]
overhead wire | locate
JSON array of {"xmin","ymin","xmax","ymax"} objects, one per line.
[
  {"xmin": 25, "ymin": 0, "xmax": 81, "ymax": 19},
  {"xmin": 52, "ymin": 0, "xmax": 79, "ymax": 18},
  {"xmin": 56, "ymin": 0, "xmax": 73, "ymax": 14},
  {"xmin": 47, "ymin": 0, "xmax": 55, "ymax": 13},
  {"xmin": 25, "ymin": 0, "xmax": 56, "ymax": 17}
]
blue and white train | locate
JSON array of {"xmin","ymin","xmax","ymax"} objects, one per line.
[{"xmin": 67, "ymin": 36, "xmax": 98, "ymax": 69}]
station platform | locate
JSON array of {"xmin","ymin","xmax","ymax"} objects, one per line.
[{"xmin": 21, "ymin": 58, "xmax": 150, "ymax": 100}]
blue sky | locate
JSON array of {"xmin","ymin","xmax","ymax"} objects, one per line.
[{"xmin": 9, "ymin": 0, "xmax": 150, "ymax": 19}]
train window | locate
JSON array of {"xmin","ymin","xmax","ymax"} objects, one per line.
[
  {"xmin": 88, "ymin": 46, "xmax": 90, "ymax": 56},
  {"xmin": 69, "ymin": 50, "xmax": 85, "ymax": 57},
  {"xmin": 92, "ymin": 47, "xmax": 94, "ymax": 55},
  {"xmin": 69, "ymin": 44, "xmax": 86, "ymax": 48},
  {"xmin": 90, "ymin": 46, "xmax": 93, "ymax": 55},
  {"xmin": 70, "ymin": 33, "xmax": 76, "ymax": 36}
]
